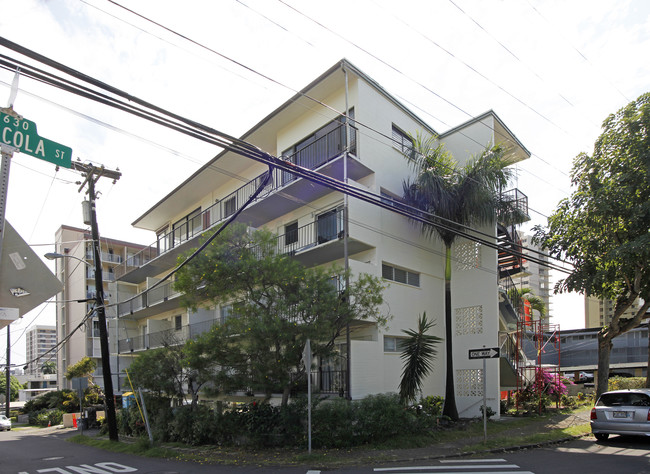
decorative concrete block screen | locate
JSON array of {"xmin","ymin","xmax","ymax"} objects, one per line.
[
  {"xmin": 455, "ymin": 241, "xmax": 481, "ymax": 271},
  {"xmin": 455, "ymin": 305, "xmax": 483, "ymax": 336},
  {"xmin": 456, "ymin": 368, "xmax": 484, "ymax": 397}
]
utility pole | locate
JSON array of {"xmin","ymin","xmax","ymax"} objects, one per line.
[{"xmin": 73, "ymin": 160, "xmax": 121, "ymax": 442}]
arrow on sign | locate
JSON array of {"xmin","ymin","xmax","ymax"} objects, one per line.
[{"xmin": 468, "ymin": 347, "xmax": 500, "ymax": 359}]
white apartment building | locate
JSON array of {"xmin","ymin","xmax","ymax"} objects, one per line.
[
  {"xmin": 112, "ymin": 60, "xmax": 530, "ymax": 417},
  {"xmin": 517, "ymin": 232, "xmax": 551, "ymax": 319},
  {"xmin": 52, "ymin": 225, "xmax": 147, "ymax": 390},
  {"xmin": 25, "ymin": 325, "xmax": 56, "ymax": 375}
]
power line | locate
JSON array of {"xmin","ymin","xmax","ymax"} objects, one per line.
[
  {"xmin": 0, "ymin": 38, "xmax": 569, "ymax": 275},
  {"xmin": 80, "ymin": 0, "xmax": 575, "ymax": 204}
]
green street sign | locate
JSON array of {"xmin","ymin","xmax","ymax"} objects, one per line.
[{"xmin": 1, "ymin": 112, "xmax": 72, "ymax": 168}]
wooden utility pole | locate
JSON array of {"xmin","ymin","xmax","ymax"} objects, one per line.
[{"xmin": 73, "ymin": 160, "xmax": 121, "ymax": 442}]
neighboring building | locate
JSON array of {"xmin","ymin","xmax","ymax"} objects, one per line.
[
  {"xmin": 25, "ymin": 325, "xmax": 56, "ymax": 375},
  {"xmin": 112, "ymin": 60, "xmax": 531, "ymax": 417},
  {"xmin": 52, "ymin": 225, "xmax": 147, "ymax": 390},
  {"xmin": 15, "ymin": 373, "xmax": 58, "ymax": 401},
  {"xmin": 585, "ymin": 296, "xmax": 644, "ymax": 329},
  {"xmin": 524, "ymin": 324, "xmax": 648, "ymax": 379},
  {"xmin": 516, "ymin": 232, "xmax": 551, "ymax": 319}
]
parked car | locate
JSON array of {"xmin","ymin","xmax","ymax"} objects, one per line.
[
  {"xmin": 591, "ymin": 389, "xmax": 650, "ymax": 441},
  {"xmin": 0, "ymin": 414, "xmax": 11, "ymax": 431},
  {"xmin": 563, "ymin": 371, "xmax": 594, "ymax": 383}
]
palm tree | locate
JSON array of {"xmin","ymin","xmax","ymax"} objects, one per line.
[
  {"xmin": 402, "ymin": 133, "xmax": 514, "ymax": 421},
  {"xmin": 509, "ymin": 287, "xmax": 546, "ymax": 320},
  {"xmin": 399, "ymin": 312, "xmax": 443, "ymax": 404},
  {"xmin": 41, "ymin": 361, "xmax": 56, "ymax": 374}
]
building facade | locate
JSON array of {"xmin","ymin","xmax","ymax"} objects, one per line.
[
  {"xmin": 112, "ymin": 60, "xmax": 531, "ymax": 417},
  {"xmin": 25, "ymin": 325, "xmax": 56, "ymax": 375},
  {"xmin": 584, "ymin": 296, "xmax": 644, "ymax": 329},
  {"xmin": 516, "ymin": 232, "xmax": 551, "ymax": 319},
  {"xmin": 52, "ymin": 225, "xmax": 146, "ymax": 390},
  {"xmin": 525, "ymin": 325, "xmax": 648, "ymax": 379}
]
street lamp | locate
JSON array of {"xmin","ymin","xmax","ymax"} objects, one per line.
[
  {"xmin": 45, "ymin": 248, "xmax": 119, "ymax": 441},
  {"xmin": 45, "ymin": 252, "xmax": 88, "ymax": 265}
]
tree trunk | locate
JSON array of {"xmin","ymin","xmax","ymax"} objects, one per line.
[
  {"xmin": 442, "ymin": 245, "xmax": 459, "ymax": 421},
  {"xmin": 596, "ymin": 330, "xmax": 613, "ymax": 398}
]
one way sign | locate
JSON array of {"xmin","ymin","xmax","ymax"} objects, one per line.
[{"xmin": 468, "ymin": 347, "xmax": 500, "ymax": 359}]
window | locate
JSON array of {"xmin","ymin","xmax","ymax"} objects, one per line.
[
  {"xmin": 382, "ymin": 263, "xmax": 420, "ymax": 287},
  {"xmin": 384, "ymin": 336, "xmax": 405, "ymax": 352},
  {"xmin": 174, "ymin": 315, "xmax": 182, "ymax": 331},
  {"xmin": 285, "ymin": 221, "xmax": 298, "ymax": 246},
  {"xmin": 223, "ymin": 196, "xmax": 237, "ymax": 218},
  {"xmin": 92, "ymin": 320, "xmax": 101, "ymax": 338},
  {"xmin": 392, "ymin": 125, "xmax": 413, "ymax": 155},
  {"xmin": 221, "ymin": 304, "xmax": 237, "ymax": 324},
  {"xmin": 317, "ymin": 207, "xmax": 343, "ymax": 244}
]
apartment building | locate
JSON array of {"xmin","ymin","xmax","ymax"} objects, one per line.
[
  {"xmin": 516, "ymin": 232, "xmax": 551, "ymax": 319},
  {"xmin": 52, "ymin": 225, "xmax": 147, "ymax": 390},
  {"xmin": 25, "ymin": 325, "xmax": 56, "ymax": 375},
  {"xmin": 584, "ymin": 296, "xmax": 644, "ymax": 329},
  {"xmin": 113, "ymin": 60, "xmax": 530, "ymax": 417}
]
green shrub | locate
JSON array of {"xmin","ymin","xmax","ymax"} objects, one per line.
[
  {"xmin": 312, "ymin": 393, "xmax": 425, "ymax": 448},
  {"xmin": 31, "ymin": 409, "xmax": 64, "ymax": 427},
  {"xmin": 420, "ymin": 395, "xmax": 444, "ymax": 418},
  {"xmin": 608, "ymin": 377, "xmax": 645, "ymax": 391}
]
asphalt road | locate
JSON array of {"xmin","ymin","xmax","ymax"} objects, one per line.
[{"xmin": 2, "ymin": 426, "xmax": 650, "ymax": 474}]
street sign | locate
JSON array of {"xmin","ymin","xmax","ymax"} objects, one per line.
[
  {"xmin": 1, "ymin": 112, "xmax": 72, "ymax": 168},
  {"xmin": 468, "ymin": 347, "xmax": 500, "ymax": 359}
]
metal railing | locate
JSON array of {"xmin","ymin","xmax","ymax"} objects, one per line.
[
  {"xmin": 499, "ymin": 273, "xmax": 523, "ymax": 317},
  {"xmin": 114, "ymin": 124, "xmax": 356, "ymax": 280},
  {"xmin": 116, "ymin": 280, "xmax": 179, "ymax": 317}
]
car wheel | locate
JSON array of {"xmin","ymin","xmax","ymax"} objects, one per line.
[{"xmin": 594, "ymin": 433, "xmax": 609, "ymax": 441}]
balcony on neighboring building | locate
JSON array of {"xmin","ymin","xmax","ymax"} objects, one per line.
[{"xmin": 115, "ymin": 124, "xmax": 372, "ymax": 283}]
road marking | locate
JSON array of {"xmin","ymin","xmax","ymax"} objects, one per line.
[
  {"xmin": 17, "ymin": 462, "xmax": 138, "ymax": 473},
  {"xmin": 375, "ymin": 465, "xmax": 519, "ymax": 471}
]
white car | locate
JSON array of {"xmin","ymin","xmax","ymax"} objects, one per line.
[
  {"xmin": 591, "ymin": 389, "xmax": 650, "ymax": 441},
  {"xmin": 0, "ymin": 414, "xmax": 11, "ymax": 431}
]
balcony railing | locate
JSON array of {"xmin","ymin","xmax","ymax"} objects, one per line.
[
  {"xmin": 114, "ymin": 124, "xmax": 356, "ymax": 280},
  {"xmin": 86, "ymin": 251, "xmax": 123, "ymax": 264},
  {"xmin": 498, "ymin": 188, "xmax": 529, "ymax": 225},
  {"xmin": 118, "ymin": 317, "xmax": 220, "ymax": 353},
  {"xmin": 117, "ymin": 279, "xmax": 179, "ymax": 317},
  {"xmin": 252, "ymin": 208, "xmax": 345, "ymax": 258}
]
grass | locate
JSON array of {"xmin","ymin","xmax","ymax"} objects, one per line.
[{"xmin": 66, "ymin": 406, "xmax": 593, "ymax": 468}]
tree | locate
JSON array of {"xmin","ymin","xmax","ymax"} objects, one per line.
[
  {"xmin": 41, "ymin": 361, "xmax": 56, "ymax": 375},
  {"xmin": 534, "ymin": 92, "xmax": 650, "ymax": 397},
  {"xmin": 173, "ymin": 223, "xmax": 389, "ymax": 405},
  {"xmin": 0, "ymin": 375, "xmax": 24, "ymax": 402},
  {"xmin": 509, "ymin": 287, "xmax": 546, "ymax": 319},
  {"xmin": 402, "ymin": 135, "xmax": 514, "ymax": 420},
  {"xmin": 127, "ymin": 331, "xmax": 217, "ymax": 410},
  {"xmin": 65, "ymin": 356, "xmax": 97, "ymax": 384},
  {"xmin": 398, "ymin": 312, "xmax": 442, "ymax": 404}
]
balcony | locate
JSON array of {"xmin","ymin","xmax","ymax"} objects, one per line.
[
  {"xmin": 86, "ymin": 251, "xmax": 123, "ymax": 264},
  {"xmin": 116, "ymin": 279, "xmax": 180, "ymax": 319},
  {"xmin": 118, "ymin": 317, "xmax": 218, "ymax": 353},
  {"xmin": 115, "ymin": 124, "xmax": 372, "ymax": 283}
]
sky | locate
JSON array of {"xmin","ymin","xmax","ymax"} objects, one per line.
[{"xmin": 0, "ymin": 0, "xmax": 648, "ymax": 366}]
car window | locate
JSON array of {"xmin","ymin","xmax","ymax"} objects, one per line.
[{"xmin": 597, "ymin": 392, "xmax": 650, "ymax": 407}]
